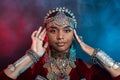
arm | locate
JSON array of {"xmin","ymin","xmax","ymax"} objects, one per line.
[
  {"xmin": 74, "ymin": 30, "xmax": 120, "ymax": 78},
  {"xmin": 2, "ymin": 27, "xmax": 48, "ymax": 79}
]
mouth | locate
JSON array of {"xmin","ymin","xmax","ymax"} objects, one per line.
[{"xmin": 56, "ymin": 42, "xmax": 65, "ymax": 47}]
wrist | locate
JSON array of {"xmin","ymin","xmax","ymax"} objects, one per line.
[{"xmin": 27, "ymin": 49, "xmax": 41, "ymax": 62}]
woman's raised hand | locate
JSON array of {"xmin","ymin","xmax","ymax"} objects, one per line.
[
  {"xmin": 30, "ymin": 27, "xmax": 48, "ymax": 57},
  {"xmin": 74, "ymin": 30, "xmax": 94, "ymax": 56}
]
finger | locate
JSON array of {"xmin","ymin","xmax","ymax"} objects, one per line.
[
  {"xmin": 36, "ymin": 26, "xmax": 42, "ymax": 37},
  {"xmin": 41, "ymin": 28, "xmax": 46, "ymax": 36},
  {"xmin": 39, "ymin": 28, "xmax": 46, "ymax": 39},
  {"xmin": 41, "ymin": 31, "xmax": 46, "ymax": 41},
  {"xmin": 73, "ymin": 29, "xmax": 79, "ymax": 39},
  {"xmin": 31, "ymin": 30, "xmax": 37, "ymax": 39}
]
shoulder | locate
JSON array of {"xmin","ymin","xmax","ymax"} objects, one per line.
[{"xmin": 76, "ymin": 59, "xmax": 92, "ymax": 68}]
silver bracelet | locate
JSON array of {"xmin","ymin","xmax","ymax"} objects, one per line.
[
  {"xmin": 92, "ymin": 49, "xmax": 120, "ymax": 69},
  {"xmin": 7, "ymin": 49, "xmax": 41, "ymax": 74},
  {"xmin": 112, "ymin": 62, "xmax": 120, "ymax": 69},
  {"xmin": 27, "ymin": 49, "xmax": 40, "ymax": 62},
  {"xmin": 8, "ymin": 64, "xmax": 16, "ymax": 72},
  {"xmin": 8, "ymin": 54, "xmax": 34, "ymax": 72}
]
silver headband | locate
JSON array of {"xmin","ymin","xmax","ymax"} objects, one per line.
[{"xmin": 44, "ymin": 7, "xmax": 77, "ymax": 29}]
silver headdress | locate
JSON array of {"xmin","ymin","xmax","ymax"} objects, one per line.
[{"xmin": 44, "ymin": 7, "xmax": 77, "ymax": 29}]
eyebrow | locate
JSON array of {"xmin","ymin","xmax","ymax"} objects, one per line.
[
  {"xmin": 46, "ymin": 26, "xmax": 57, "ymax": 31},
  {"xmin": 47, "ymin": 26, "xmax": 71, "ymax": 29},
  {"xmin": 64, "ymin": 26, "xmax": 71, "ymax": 28},
  {"xmin": 63, "ymin": 26, "xmax": 73, "ymax": 30}
]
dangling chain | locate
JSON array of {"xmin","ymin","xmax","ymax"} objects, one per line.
[
  {"xmin": 43, "ymin": 50, "xmax": 76, "ymax": 80},
  {"xmin": 47, "ymin": 58, "xmax": 70, "ymax": 80}
]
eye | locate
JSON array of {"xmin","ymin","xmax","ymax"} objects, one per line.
[
  {"xmin": 64, "ymin": 29, "xmax": 71, "ymax": 33},
  {"xmin": 49, "ymin": 29, "xmax": 57, "ymax": 33}
]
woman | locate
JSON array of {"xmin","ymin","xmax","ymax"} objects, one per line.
[{"xmin": 0, "ymin": 7, "xmax": 120, "ymax": 80}]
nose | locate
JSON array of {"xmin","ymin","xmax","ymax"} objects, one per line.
[{"xmin": 57, "ymin": 31, "xmax": 64, "ymax": 40}]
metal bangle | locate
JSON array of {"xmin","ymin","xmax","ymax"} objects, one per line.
[
  {"xmin": 8, "ymin": 49, "xmax": 41, "ymax": 72},
  {"xmin": 95, "ymin": 50, "xmax": 114, "ymax": 68},
  {"xmin": 27, "ymin": 49, "xmax": 40, "ymax": 62},
  {"xmin": 112, "ymin": 62, "xmax": 120, "ymax": 69},
  {"xmin": 7, "ymin": 53, "xmax": 34, "ymax": 72},
  {"xmin": 91, "ymin": 49, "xmax": 99, "ymax": 64},
  {"xmin": 8, "ymin": 64, "xmax": 15, "ymax": 72},
  {"xmin": 92, "ymin": 49, "xmax": 120, "ymax": 69}
]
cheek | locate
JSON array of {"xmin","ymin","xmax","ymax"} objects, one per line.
[
  {"xmin": 47, "ymin": 33, "xmax": 56, "ymax": 43},
  {"xmin": 67, "ymin": 32, "xmax": 73, "ymax": 40},
  {"xmin": 66, "ymin": 34, "xmax": 73, "ymax": 45},
  {"xmin": 67, "ymin": 37, "xmax": 73, "ymax": 45}
]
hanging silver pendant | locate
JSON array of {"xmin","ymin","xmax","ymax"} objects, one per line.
[
  {"xmin": 57, "ymin": 70, "xmax": 70, "ymax": 80},
  {"xmin": 47, "ymin": 71, "xmax": 56, "ymax": 80},
  {"xmin": 43, "ymin": 63, "xmax": 50, "ymax": 68}
]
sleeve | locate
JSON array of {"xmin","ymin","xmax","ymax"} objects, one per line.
[
  {"xmin": 0, "ymin": 57, "xmax": 45, "ymax": 80},
  {"xmin": 113, "ymin": 75, "xmax": 120, "ymax": 80},
  {"xmin": 91, "ymin": 65, "xmax": 120, "ymax": 80},
  {"xmin": 17, "ymin": 57, "xmax": 45, "ymax": 80},
  {"xmin": 76, "ymin": 59, "xmax": 118, "ymax": 80}
]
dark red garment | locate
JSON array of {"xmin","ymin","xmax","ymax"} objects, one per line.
[{"xmin": 0, "ymin": 57, "xmax": 120, "ymax": 80}]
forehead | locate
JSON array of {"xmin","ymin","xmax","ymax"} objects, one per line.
[
  {"xmin": 46, "ymin": 21, "xmax": 73, "ymax": 30},
  {"xmin": 47, "ymin": 26, "xmax": 71, "ymax": 30}
]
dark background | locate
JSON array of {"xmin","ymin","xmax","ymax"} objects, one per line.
[{"xmin": 0, "ymin": 0, "xmax": 120, "ymax": 70}]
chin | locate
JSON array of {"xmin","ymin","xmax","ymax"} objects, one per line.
[{"xmin": 55, "ymin": 47, "xmax": 69, "ymax": 52}]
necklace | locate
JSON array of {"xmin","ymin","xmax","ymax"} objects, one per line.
[{"xmin": 43, "ymin": 50, "xmax": 76, "ymax": 80}]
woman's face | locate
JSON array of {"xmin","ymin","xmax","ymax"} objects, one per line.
[{"xmin": 46, "ymin": 21, "xmax": 74, "ymax": 52}]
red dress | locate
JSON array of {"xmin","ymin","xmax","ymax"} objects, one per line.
[{"xmin": 0, "ymin": 57, "xmax": 120, "ymax": 80}]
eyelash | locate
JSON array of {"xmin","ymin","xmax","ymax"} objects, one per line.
[
  {"xmin": 49, "ymin": 29, "xmax": 57, "ymax": 33},
  {"xmin": 64, "ymin": 29, "xmax": 71, "ymax": 33},
  {"xmin": 49, "ymin": 29, "xmax": 71, "ymax": 33}
]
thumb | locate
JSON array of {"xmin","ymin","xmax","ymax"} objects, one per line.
[
  {"xmin": 73, "ymin": 30, "xmax": 82, "ymax": 43},
  {"xmin": 43, "ymin": 42, "xmax": 48, "ymax": 50}
]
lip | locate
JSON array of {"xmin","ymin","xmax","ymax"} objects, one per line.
[{"xmin": 56, "ymin": 42, "xmax": 65, "ymax": 47}]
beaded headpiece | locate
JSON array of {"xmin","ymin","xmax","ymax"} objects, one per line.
[{"xmin": 44, "ymin": 7, "xmax": 77, "ymax": 29}]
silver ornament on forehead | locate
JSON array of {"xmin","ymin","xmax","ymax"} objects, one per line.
[
  {"xmin": 53, "ymin": 12, "xmax": 71, "ymax": 26},
  {"xmin": 44, "ymin": 7, "xmax": 77, "ymax": 29}
]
